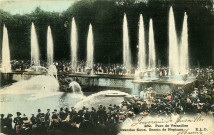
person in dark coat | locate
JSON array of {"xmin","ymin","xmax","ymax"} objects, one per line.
[
  {"xmin": 70, "ymin": 107, "xmax": 77, "ymax": 122},
  {"xmin": 94, "ymin": 119, "xmax": 107, "ymax": 135},
  {"xmin": 51, "ymin": 112, "xmax": 58, "ymax": 120},
  {"xmin": 30, "ymin": 114, "xmax": 37, "ymax": 125},
  {"xmin": 90, "ymin": 108, "xmax": 98, "ymax": 124},
  {"xmin": 49, "ymin": 112, "xmax": 60, "ymax": 131},
  {"xmin": 105, "ymin": 116, "xmax": 120, "ymax": 135},
  {"xmin": 36, "ymin": 109, "xmax": 45, "ymax": 127},
  {"xmin": 5, "ymin": 114, "xmax": 13, "ymax": 135},
  {"xmin": 0, "ymin": 114, "xmax": 5, "ymax": 133},
  {"xmin": 79, "ymin": 113, "xmax": 94, "ymax": 135},
  {"xmin": 14, "ymin": 112, "xmax": 22, "ymax": 133},
  {"xmin": 45, "ymin": 109, "xmax": 50, "ymax": 128},
  {"xmin": 59, "ymin": 108, "xmax": 65, "ymax": 120},
  {"xmin": 74, "ymin": 113, "xmax": 84, "ymax": 124}
]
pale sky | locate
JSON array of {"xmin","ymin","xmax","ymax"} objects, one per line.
[{"xmin": 0, "ymin": 0, "xmax": 79, "ymax": 15}]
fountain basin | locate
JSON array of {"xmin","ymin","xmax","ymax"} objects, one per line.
[{"xmin": 133, "ymin": 75, "xmax": 196, "ymax": 94}]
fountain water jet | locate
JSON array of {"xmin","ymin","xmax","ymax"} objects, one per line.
[
  {"xmin": 69, "ymin": 81, "xmax": 83, "ymax": 95},
  {"xmin": 179, "ymin": 12, "xmax": 189, "ymax": 74},
  {"xmin": 75, "ymin": 90, "xmax": 129, "ymax": 110},
  {"xmin": 123, "ymin": 13, "xmax": 132, "ymax": 72},
  {"xmin": 168, "ymin": 7, "xmax": 179, "ymax": 75},
  {"xmin": 138, "ymin": 14, "xmax": 146, "ymax": 71},
  {"xmin": 86, "ymin": 24, "xmax": 94, "ymax": 70},
  {"xmin": 31, "ymin": 23, "xmax": 40, "ymax": 66},
  {"xmin": 48, "ymin": 64, "xmax": 58, "ymax": 79},
  {"xmin": 47, "ymin": 26, "xmax": 54, "ymax": 66},
  {"xmin": 71, "ymin": 17, "xmax": 78, "ymax": 71},
  {"xmin": 1, "ymin": 25, "xmax": 11, "ymax": 73},
  {"xmin": 148, "ymin": 19, "xmax": 156, "ymax": 70}
]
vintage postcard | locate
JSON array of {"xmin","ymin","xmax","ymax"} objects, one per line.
[{"xmin": 0, "ymin": 0, "xmax": 214, "ymax": 135}]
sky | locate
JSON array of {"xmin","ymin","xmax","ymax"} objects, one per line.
[{"xmin": 0, "ymin": 0, "xmax": 78, "ymax": 15}]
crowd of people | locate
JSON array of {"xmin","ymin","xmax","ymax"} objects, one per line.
[
  {"xmin": 10, "ymin": 60, "xmax": 133, "ymax": 75},
  {"xmin": 0, "ymin": 71, "xmax": 214, "ymax": 135},
  {"xmin": 7, "ymin": 59, "xmax": 205, "ymax": 76},
  {"xmin": 9, "ymin": 60, "xmax": 214, "ymax": 77},
  {"xmin": 1, "ymin": 60, "xmax": 214, "ymax": 134}
]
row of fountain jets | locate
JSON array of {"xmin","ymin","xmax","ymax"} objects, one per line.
[{"xmin": 1, "ymin": 7, "xmax": 188, "ymax": 75}]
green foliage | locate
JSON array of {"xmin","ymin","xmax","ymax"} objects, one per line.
[{"xmin": 0, "ymin": 0, "xmax": 213, "ymax": 65}]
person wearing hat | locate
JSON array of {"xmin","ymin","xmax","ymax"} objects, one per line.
[
  {"xmin": 51, "ymin": 112, "xmax": 56, "ymax": 119},
  {"xmin": 90, "ymin": 108, "xmax": 98, "ymax": 124},
  {"xmin": 49, "ymin": 112, "xmax": 60, "ymax": 131},
  {"xmin": 30, "ymin": 114, "xmax": 36, "ymax": 125},
  {"xmin": 79, "ymin": 113, "xmax": 94, "ymax": 135},
  {"xmin": 45, "ymin": 109, "xmax": 50, "ymax": 128},
  {"xmin": 51, "ymin": 110, "xmax": 58, "ymax": 120},
  {"xmin": 14, "ymin": 112, "xmax": 22, "ymax": 133},
  {"xmin": 94, "ymin": 117, "xmax": 106, "ymax": 135},
  {"xmin": 22, "ymin": 114, "xmax": 28, "ymax": 121},
  {"xmin": 36, "ymin": 109, "xmax": 44, "ymax": 127},
  {"xmin": 78, "ymin": 107, "xmax": 84, "ymax": 118},
  {"xmin": 65, "ymin": 108, "xmax": 69, "ymax": 113},
  {"xmin": 70, "ymin": 107, "xmax": 77, "ymax": 122},
  {"xmin": 64, "ymin": 108, "xmax": 70, "ymax": 122},
  {"xmin": 4, "ymin": 114, "xmax": 13, "ymax": 134},
  {"xmin": 54, "ymin": 109, "xmax": 58, "ymax": 114},
  {"xmin": 75, "ymin": 111, "xmax": 84, "ymax": 125},
  {"xmin": 0, "ymin": 114, "xmax": 5, "ymax": 133},
  {"xmin": 59, "ymin": 107, "xmax": 65, "ymax": 120}
]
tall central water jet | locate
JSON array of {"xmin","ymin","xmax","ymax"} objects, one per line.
[
  {"xmin": 86, "ymin": 24, "xmax": 94, "ymax": 69},
  {"xmin": 1, "ymin": 25, "xmax": 11, "ymax": 73},
  {"xmin": 71, "ymin": 17, "xmax": 78, "ymax": 71},
  {"xmin": 47, "ymin": 26, "xmax": 54, "ymax": 66},
  {"xmin": 138, "ymin": 14, "xmax": 146, "ymax": 71},
  {"xmin": 123, "ymin": 13, "xmax": 132, "ymax": 71},
  {"xmin": 180, "ymin": 12, "xmax": 189, "ymax": 74},
  {"xmin": 168, "ymin": 7, "xmax": 179, "ymax": 75},
  {"xmin": 31, "ymin": 23, "xmax": 40, "ymax": 66},
  {"xmin": 148, "ymin": 19, "xmax": 156, "ymax": 69}
]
